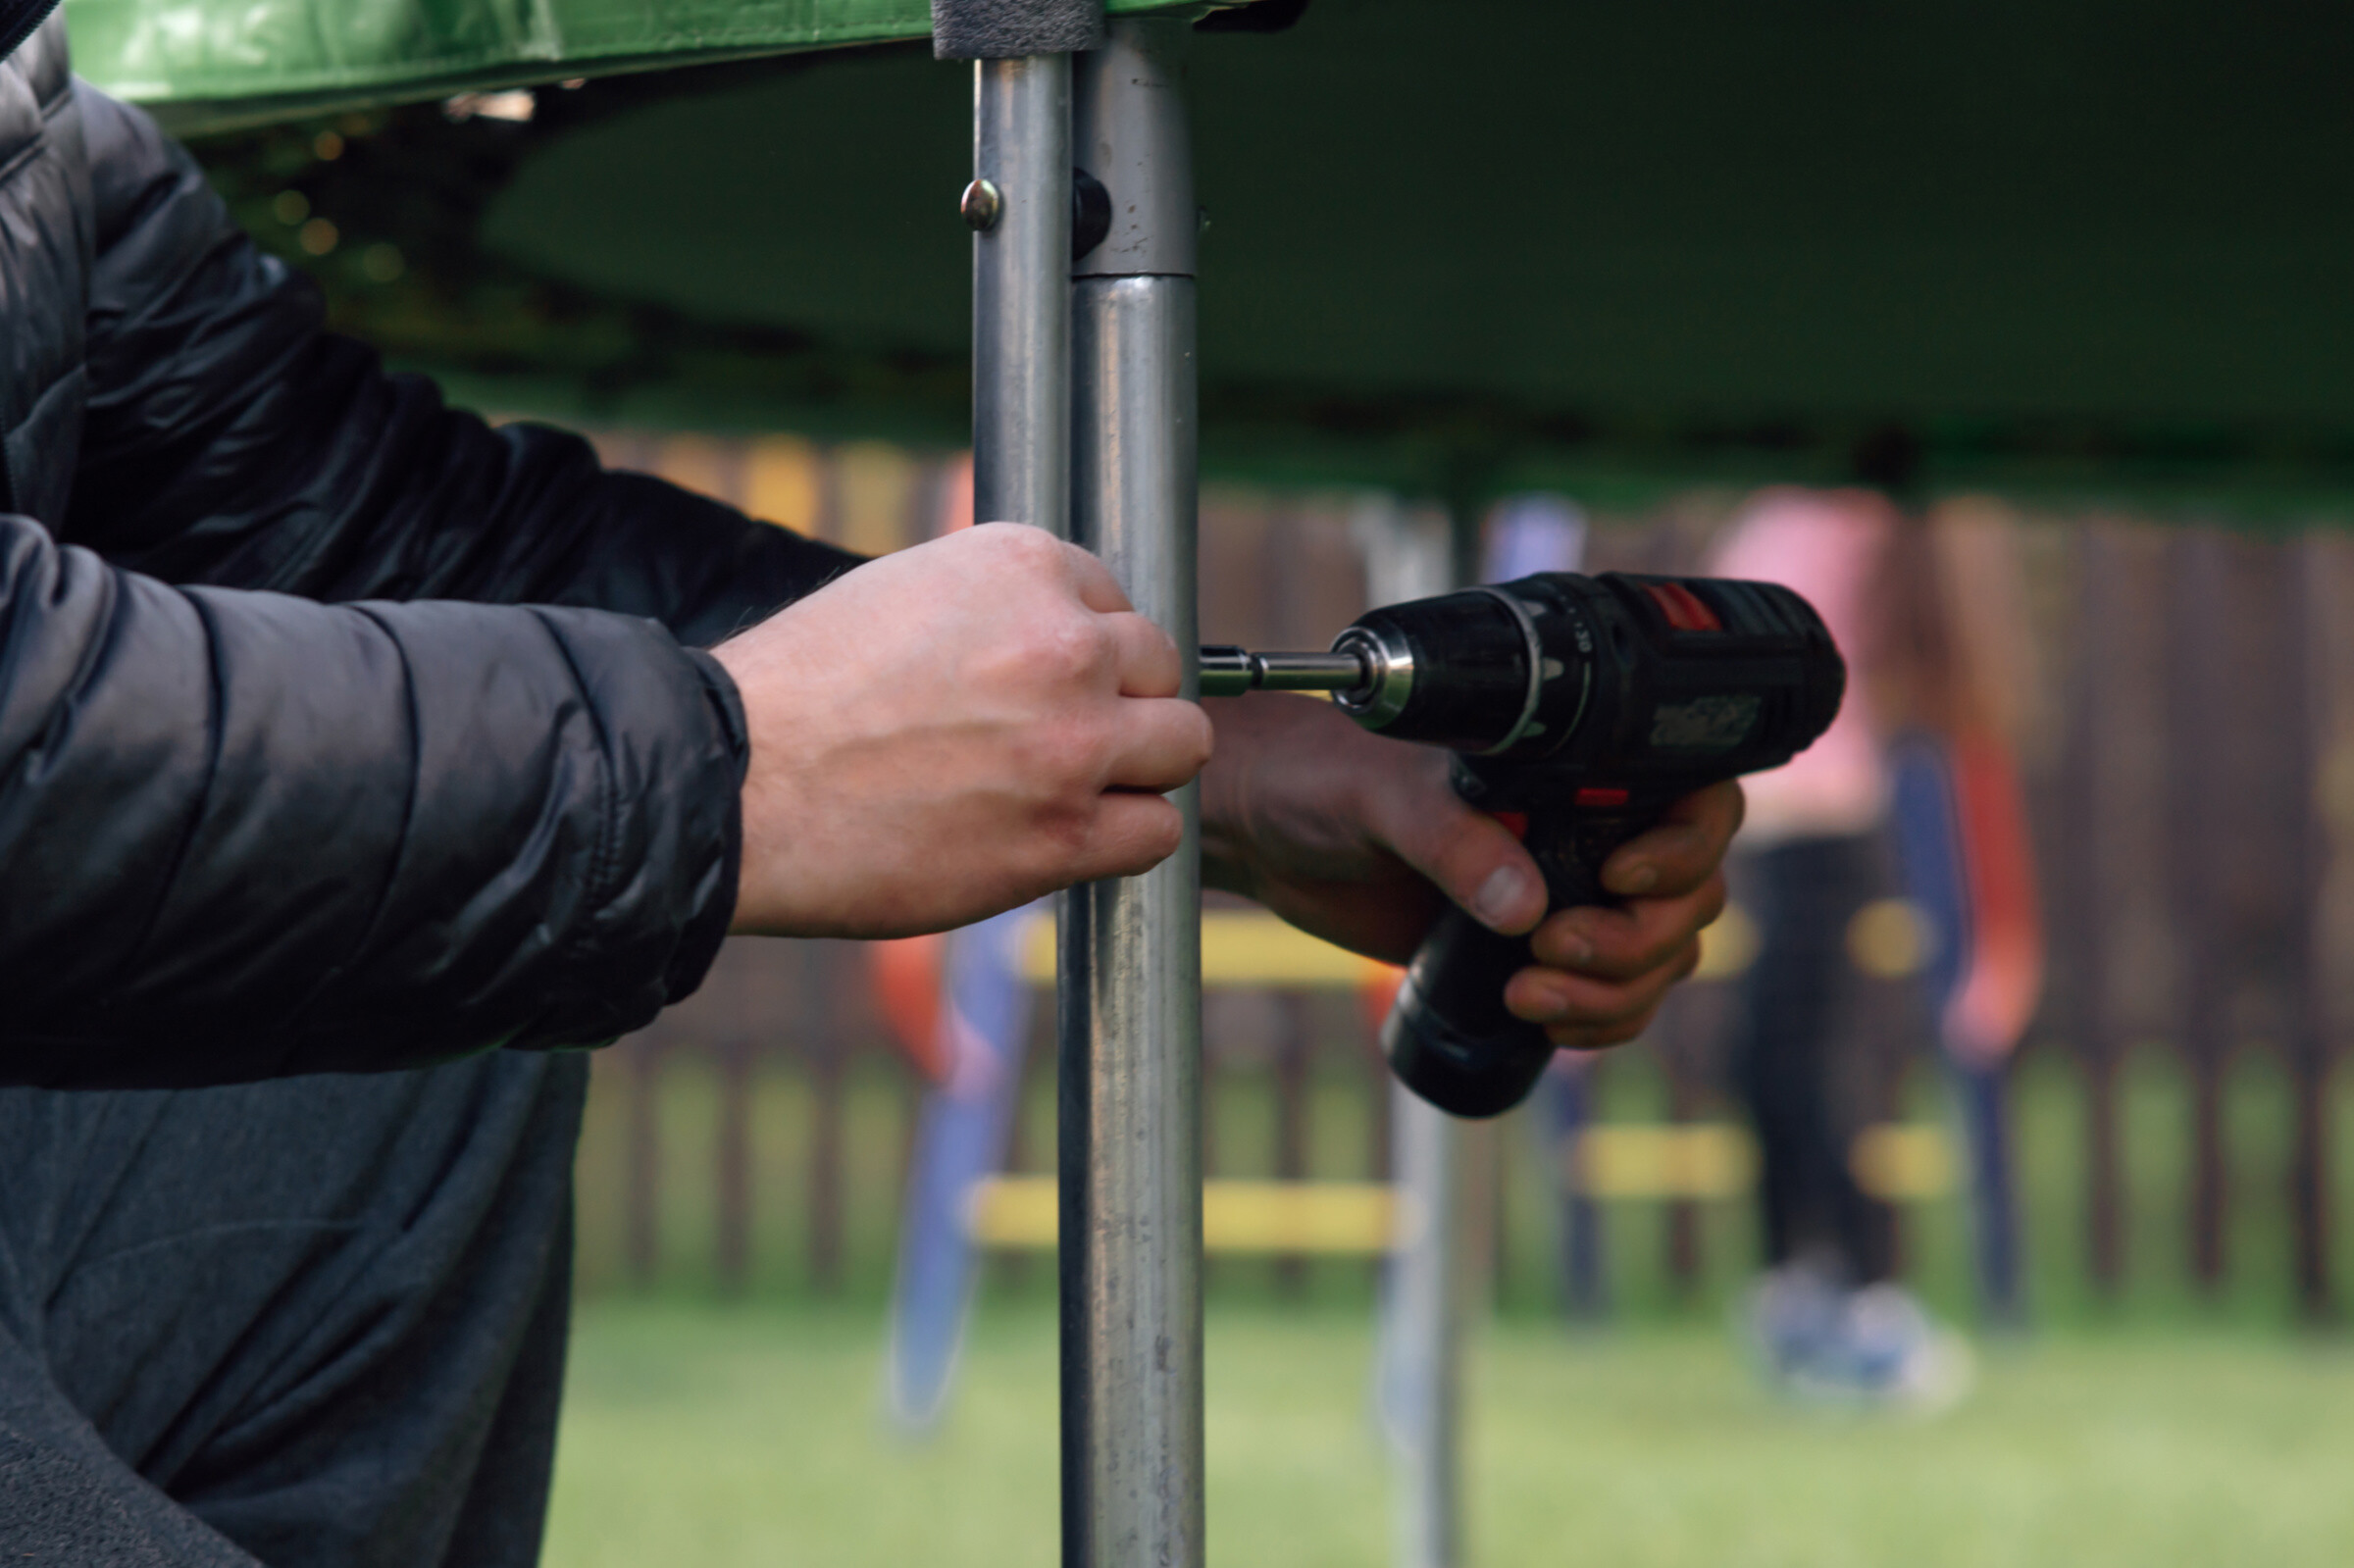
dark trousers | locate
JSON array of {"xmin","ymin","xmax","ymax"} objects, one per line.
[
  {"xmin": 0, "ymin": 1050, "xmax": 588, "ymax": 1567},
  {"xmin": 1729, "ymin": 835, "xmax": 1896, "ymax": 1285}
]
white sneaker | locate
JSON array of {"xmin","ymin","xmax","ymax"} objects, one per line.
[{"xmin": 1742, "ymin": 1266, "xmax": 1975, "ymax": 1413}]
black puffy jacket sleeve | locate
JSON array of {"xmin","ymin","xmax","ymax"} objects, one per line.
[
  {"xmin": 65, "ymin": 89, "xmax": 861, "ymax": 641},
  {"xmin": 0, "ymin": 90, "xmax": 860, "ymax": 1087}
]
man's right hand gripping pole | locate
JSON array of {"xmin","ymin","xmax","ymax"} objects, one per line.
[{"xmin": 714, "ymin": 522, "xmax": 1213, "ymax": 938}]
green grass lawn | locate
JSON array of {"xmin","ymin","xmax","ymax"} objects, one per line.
[{"xmin": 545, "ymin": 1299, "xmax": 2354, "ymax": 1567}]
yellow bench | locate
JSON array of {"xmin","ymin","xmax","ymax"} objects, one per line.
[
  {"xmin": 967, "ymin": 1176, "xmax": 1410, "ymax": 1253},
  {"xmin": 964, "ymin": 1123, "xmax": 1953, "ymax": 1255}
]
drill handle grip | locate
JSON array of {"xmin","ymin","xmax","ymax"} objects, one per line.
[
  {"xmin": 1520, "ymin": 798, "xmax": 1672, "ymax": 912},
  {"xmin": 1380, "ymin": 796, "xmax": 1676, "ymax": 1119}
]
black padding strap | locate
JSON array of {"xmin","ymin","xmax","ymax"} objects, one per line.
[{"xmin": 931, "ymin": 0, "xmax": 1104, "ymax": 59}]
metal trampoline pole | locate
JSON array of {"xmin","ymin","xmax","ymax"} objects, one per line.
[
  {"xmin": 970, "ymin": 54, "xmax": 1071, "ymax": 534},
  {"xmin": 1391, "ymin": 1089, "xmax": 1464, "ymax": 1568},
  {"xmin": 1063, "ymin": 19, "xmax": 1203, "ymax": 1568},
  {"xmin": 1354, "ymin": 499, "xmax": 1466, "ymax": 1568}
]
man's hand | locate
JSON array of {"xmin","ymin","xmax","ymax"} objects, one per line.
[
  {"xmin": 716, "ymin": 524, "xmax": 1213, "ymax": 937},
  {"xmin": 1202, "ymin": 694, "xmax": 1740, "ymax": 1049}
]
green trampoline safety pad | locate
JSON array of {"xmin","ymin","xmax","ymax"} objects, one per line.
[
  {"xmin": 60, "ymin": 0, "xmax": 1187, "ymax": 119},
  {"xmin": 55, "ymin": 0, "xmax": 2354, "ymax": 500}
]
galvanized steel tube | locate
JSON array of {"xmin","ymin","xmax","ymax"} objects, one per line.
[
  {"xmin": 971, "ymin": 54, "xmax": 1071, "ymax": 533},
  {"xmin": 1061, "ymin": 19, "xmax": 1203, "ymax": 1568},
  {"xmin": 1387, "ymin": 1089, "xmax": 1464, "ymax": 1568},
  {"xmin": 1355, "ymin": 500, "xmax": 1466, "ymax": 1568}
]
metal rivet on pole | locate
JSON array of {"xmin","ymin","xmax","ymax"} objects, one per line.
[
  {"xmin": 1064, "ymin": 18, "xmax": 1203, "ymax": 1568},
  {"xmin": 961, "ymin": 177, "xmax": 1004, "ymax": 231}
]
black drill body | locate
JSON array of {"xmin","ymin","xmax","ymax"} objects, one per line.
[{"xmin": 1213, "ymin": 571, "xmax": 1845, "ymax": 1118}]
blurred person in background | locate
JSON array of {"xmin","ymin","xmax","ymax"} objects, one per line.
[{"xmin": 1711, "ymin": 489, "xmax": 1972, "ymax": 1405}]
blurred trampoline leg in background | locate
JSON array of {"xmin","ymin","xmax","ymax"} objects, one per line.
[
  {"xmin": 1533, "ymin": 1060, "xmax": 1608, "ymax": 1321},
  {"xmin": 882, "ymin": 905, "xmax": 1041, "ymax": 1429},
  {"xmin": 1356, "ymin": 495, "xmax": 1462, "ymax": 1568},
  {"xmin": 1370, "ymin": 491, "xmax": 1594, "ymax": 1565},
  {"xmin": 1380, "ymin": 1086, "xmax": 1462, "ymax": 1568},
  {"xmin": 1481, "ymin": 492, "xmax": 1588, "ymax": 582},
  {"xmin": 1479, "ymin": 496, "xmax": 1605, "ymax": 1325}
]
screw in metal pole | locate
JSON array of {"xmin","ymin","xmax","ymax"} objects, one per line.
[
  {"xmin": 1062, "ymin": 19, "xmax": 1203, "ymax": 1568},
  {"xmin": 961, "ymin": 177, "xmax": 1003, "ymax": 231}
]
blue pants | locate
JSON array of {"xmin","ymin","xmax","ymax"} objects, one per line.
[{"xmin": 0, "ymin": 1051, "xmax": 588, "ymax": 1566}]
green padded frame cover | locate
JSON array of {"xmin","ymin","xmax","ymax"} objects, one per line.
[{"xmin": 63, "ymin": 0, "xmax": 1185, "ymax": 125}]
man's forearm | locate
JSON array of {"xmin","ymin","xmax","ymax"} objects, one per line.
[{"xmin": 0, "ymin": 516, "xmax": 745, "ymax": 1087}]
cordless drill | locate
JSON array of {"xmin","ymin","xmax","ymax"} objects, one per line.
[{"xmin": 1202, "ymin": 572, "xmax": 1845, "ymax": 1118}]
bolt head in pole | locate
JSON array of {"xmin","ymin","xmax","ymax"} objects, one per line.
[{"xmin": 960, "ymin": 177, "xmax": 1003, "ymax": 231}]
